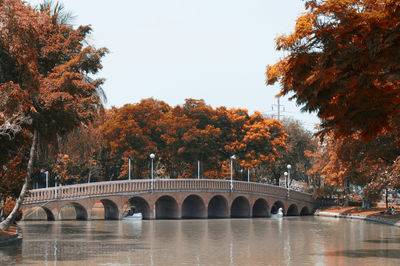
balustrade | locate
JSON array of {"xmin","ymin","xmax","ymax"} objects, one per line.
[{"xmin": 23, "ymin": 179, "xmax": 313, "ymax": 204}]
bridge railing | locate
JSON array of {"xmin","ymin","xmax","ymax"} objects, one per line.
[{"xmin": 24, "ymin": 179, "xmax": 313, "ymax": 203}]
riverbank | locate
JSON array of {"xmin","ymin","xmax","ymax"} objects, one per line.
[
  {"xmin": 0, "ymin": 226, "xmax": 22, "ymax": 246},
  {"xmin": 315, "ymin": 206, "xmax": 400, "ymax": 227}
]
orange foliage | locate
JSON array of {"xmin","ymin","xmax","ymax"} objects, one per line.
[
  {"xmin": 99, "ymin": 98, "xmax": 288, "ymax": 180},
  {"xmin": 266, "ymin": 0, "xmax": 400, "ymax": 140}
]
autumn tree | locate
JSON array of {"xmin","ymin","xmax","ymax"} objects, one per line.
[
  {"xmin": 259, "ymin": 118, "xmax": 317, "ymax": 187},
  {"xmin": 0, "ymin": 0, "xmax": 107, "ymax": 231},
  {"xmin": 266, "ymin": 0, "xmax": 400, "ymax": 139},
  {"xmin": 308, "ymin": 131, "xmax": 400, "ymax": 207},
  {"xmin": 229, "ymin": 112, "xmax": 287, "ymax": 180},
  {"xmin": 101, "ymin": 99, "xmax": 170, "ymax": 179},
  {"xmin": 158, "ymin": 99, "xmax": 223, "ymax": 178},
  {"xmin": 100, "ymin": 98, "xmax": 288, "ymax": 181}
]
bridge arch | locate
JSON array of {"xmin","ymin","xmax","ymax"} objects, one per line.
[
  {"xmin": 271, "ymin": 200, "xmax": 285, "ymax": 215},
  {"xmin": 23, "ymin": 206, "xmax": 55, "ymax": 221},
  {"xmin": 300, "ymin": 206, "xmax": 311, "ymax": 216},
  {"xmin": 156, "ymin": 195, "xmax": 179, "ymax": 219},
  {"xmin": 252, "ymin": 198, "xmax": 270, "ymax": 217},
  {"xmin": 58, "ymin": 202, "xmax": 88, "ymax": 220},
  {"xmin": 182, "ymin": 194, "xmax": 206, "ymax": 219},
  {"xmin": 208, "ymin": 195, "xmax": 229, "ymax": 218},
  {"xmin": 287, "ymin": 204, "xmax": 299, "ymax": 216},
  {"xmin": 125, "ymin": 196, "xmax": 151, "ymax": 219},
  {"xmin": 231, "ymin": 196, "xmax": 250, "ymax": 218},
  {"xmin": 90, "ymin": 199, "xmax": 119, "ymax": 220}
]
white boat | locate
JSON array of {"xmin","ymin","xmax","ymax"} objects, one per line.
[{"xmin": 122, "ymin": 213, "xmax": 143, "ymax": 220}]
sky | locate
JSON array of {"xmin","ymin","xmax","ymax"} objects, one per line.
[{"xmin": 28, "ymin": 0, "xmax": 320, "ymax": 131}]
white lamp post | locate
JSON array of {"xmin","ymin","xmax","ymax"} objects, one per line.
[
  {"xmin": 286, "ymin": 164, "xmax": 292, "ymax": 198},
  {"xmin": 150, "ymin": 153, "xmax": 155, "ymax": 191},
  {"xmin": 45, "ymin": 171, "xmax": 49, "ymax": 188},
  {"xmin": 128, "ymin": 158, "xmax": 131, "ymax": 180},
  {"xmin": 230, "ymin": 155, "xmax": 236, "ymax": 191},
  {"xmin": 284, "ymin": 172, "xmax": 288, "ymax": 187}
]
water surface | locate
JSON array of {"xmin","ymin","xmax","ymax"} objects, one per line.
[{"xmin": 1, "ymin": 217, "xmax": 400, "ymax": 265}]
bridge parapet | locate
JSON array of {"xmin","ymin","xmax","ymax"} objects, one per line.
[{"xmin": 24, "ymin": 179, "xmax": 313, "ymax": 204}]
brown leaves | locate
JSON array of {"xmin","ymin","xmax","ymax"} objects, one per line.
[
  {"xmin": 266, "ymin": 0, "xmax": 400, "ymax": 139},
  {"xmin": 99, "ymin": 99, "xmax": 288, "ymax": 180}
]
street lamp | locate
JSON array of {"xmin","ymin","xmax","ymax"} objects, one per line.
[
  {"xmin": 230, "ymin": 155, "xmax": 236, "ymax": 191},
  {"xmin": 45, "ymin": 171, "xmax": 49, "ymax": 188},
  {"xmin": 287, "ymin": 164, "xmax": 291, "ymax": 188},
  {"xmin": 150, "ymin": 153, "xmax": 155, "ymax": 191},
  {"xmin": 286, "ymin": 164, "xmax": 291, "ymax": 198},
  {"xmin": 284, "ymin": 172, "xmax": 288, "ymax": 187}
]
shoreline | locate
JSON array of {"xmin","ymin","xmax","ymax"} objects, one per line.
[
  {"xmin": 0, "ymin": 226, "xmax": 22, "ymax": 247},
  {"xmin": 315, "ymin": 208, "xmax": 400, "ymax": 227}
]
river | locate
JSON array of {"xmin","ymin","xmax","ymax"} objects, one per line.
[{"xmin": 1, "ymin": 217, "xmax": 400, "ymax": 265}]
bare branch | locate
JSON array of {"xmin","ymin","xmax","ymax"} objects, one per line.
[{"xmin": 0, "ymin": 112, "xmax": 31, "ymax": 140}]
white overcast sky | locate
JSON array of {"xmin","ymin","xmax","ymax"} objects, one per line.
[{"xmin": 28, "ymin": 0, "xmax": 320, "ymax": 131}]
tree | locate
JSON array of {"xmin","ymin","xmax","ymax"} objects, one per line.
[
  {"xmin": 260, "ymin": 118, "xmax": 318, "ymax": 187},
  {"xmin": 266, "ymin": 0, "xmax": 400, "ymax": 139},
  {"xmin": 101, "ymin": 99, "xmax": 170, "ymax": 179},
  {"xmin": 230, "ymin": 112, "xmax": 287, "ymax": 174},
  {"xmin": 307, "ymin": 130, "xmax": 400, "ymax": 207},
  {"xmin": 0, "ymin": 0, "xmax": 107, "ymax": 231}
]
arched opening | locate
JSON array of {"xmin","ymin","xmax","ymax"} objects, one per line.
[
  {"xmin": 125, "ymin": 197, "xmax": 151, "ymax": 219},
  {"xmin": 91, "ymin": 199, "xmax": 119, "ymax": 220},
  {"xmin": 231, "ymin": 196, "xmax": 250, "ymax": 218},
  {"xmin": 287, "ymin": 204, "xmax": 299, "ymax": 216},
  {"xmin": 208, "ymin": 195, "xmax": 229, "ymax": 218},
  {"xmin": 23, "ymin": 207, "xmax": 55, "ymax": 221},
  {"xmin": 300, "ymin": 206, "xmax": 311, "ymax": 216},
  {"xmin": 182, "ymin": 194, "xmax": 206, "ymax": 219},
  {"xmin": 271, "ymin": 201, "xmax": 285, "ymax": 215},
  {"xmin": 155, "ymin": 195, "xmax": 179, "ymax": 219},
  {"xmin": 252, "ymin": 198, "xmax": 270, "ymax": 217},
  {"xmin": 58, "ymin": 202, "xmax": 88, "ymax": 220}
]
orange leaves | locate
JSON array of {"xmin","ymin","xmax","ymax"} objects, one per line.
[
  {"xmin": 99, "ymin": 98, "xmax": 288, "ymax": 179},
  {"xmin": 266, "ymin": 0, "xmax": 400, "ymax": 139},
  {"xmin": 0, "ymin": 0, "xmax": 107, "ymax": 142}
]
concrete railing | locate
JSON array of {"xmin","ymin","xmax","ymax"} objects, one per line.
[{"xmin": 24, "ymin": 179, "xmax": 313, "ymax": 204}]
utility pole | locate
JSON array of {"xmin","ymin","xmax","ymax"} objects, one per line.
[{"xmin": 271, "ymin": 97, "xmax": 285, "ymax": 120}]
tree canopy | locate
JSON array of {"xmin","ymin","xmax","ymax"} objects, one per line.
[
  {"xmin": 0, "ymin": 0, "xmax": 107, "ymax": 230},
  {"xmin": 266, "ymin": 0, "xmax": 400, "ymax": 139}
]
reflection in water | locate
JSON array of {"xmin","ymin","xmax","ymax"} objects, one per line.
[{"xmin": 1, "ymin": 217, "xmax": 400, "ymax": 265}]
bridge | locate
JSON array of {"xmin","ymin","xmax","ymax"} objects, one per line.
[{"xmin": 21, "ymin": 179, "xmax": 316, "ymax": 220}]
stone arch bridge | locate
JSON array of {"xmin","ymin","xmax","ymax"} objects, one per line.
[{"xmin": 21, "ymin": 179, "xmax": 316, "ymax": 221}]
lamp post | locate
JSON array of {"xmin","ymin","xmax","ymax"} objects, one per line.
[
  {"xmin": 128, "ymin": 158, "xmax": 131, "ymax": 180},
  {"xmin": 45, "ymin": 171, "xmax": 49, "ymax": 188},
  {"xmin": 286, "ymin": 164, "xmax": 291, "ymax": 198},
  {"xmin": 284, "ymin": 172, "xmax": 288, "ymax": 187},
  {"xmin": 150, "ymin": 153, "xmax": 155, "ymax": 191},
  {"xmin": 230, "ymin": 155, "xmax": 236, "ymax": 191}
]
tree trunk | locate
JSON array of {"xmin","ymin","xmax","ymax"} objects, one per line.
[
  {"xmin": 0, "ymin": 129, "xmax": 38, "ymax": 231},
  {"xmin": 361, "ymin": 198, "xmax": 371, "ymax": 209},
  {"xmin": 0, "ymin": 198, "xmax": 4, "ymax": 219}
]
